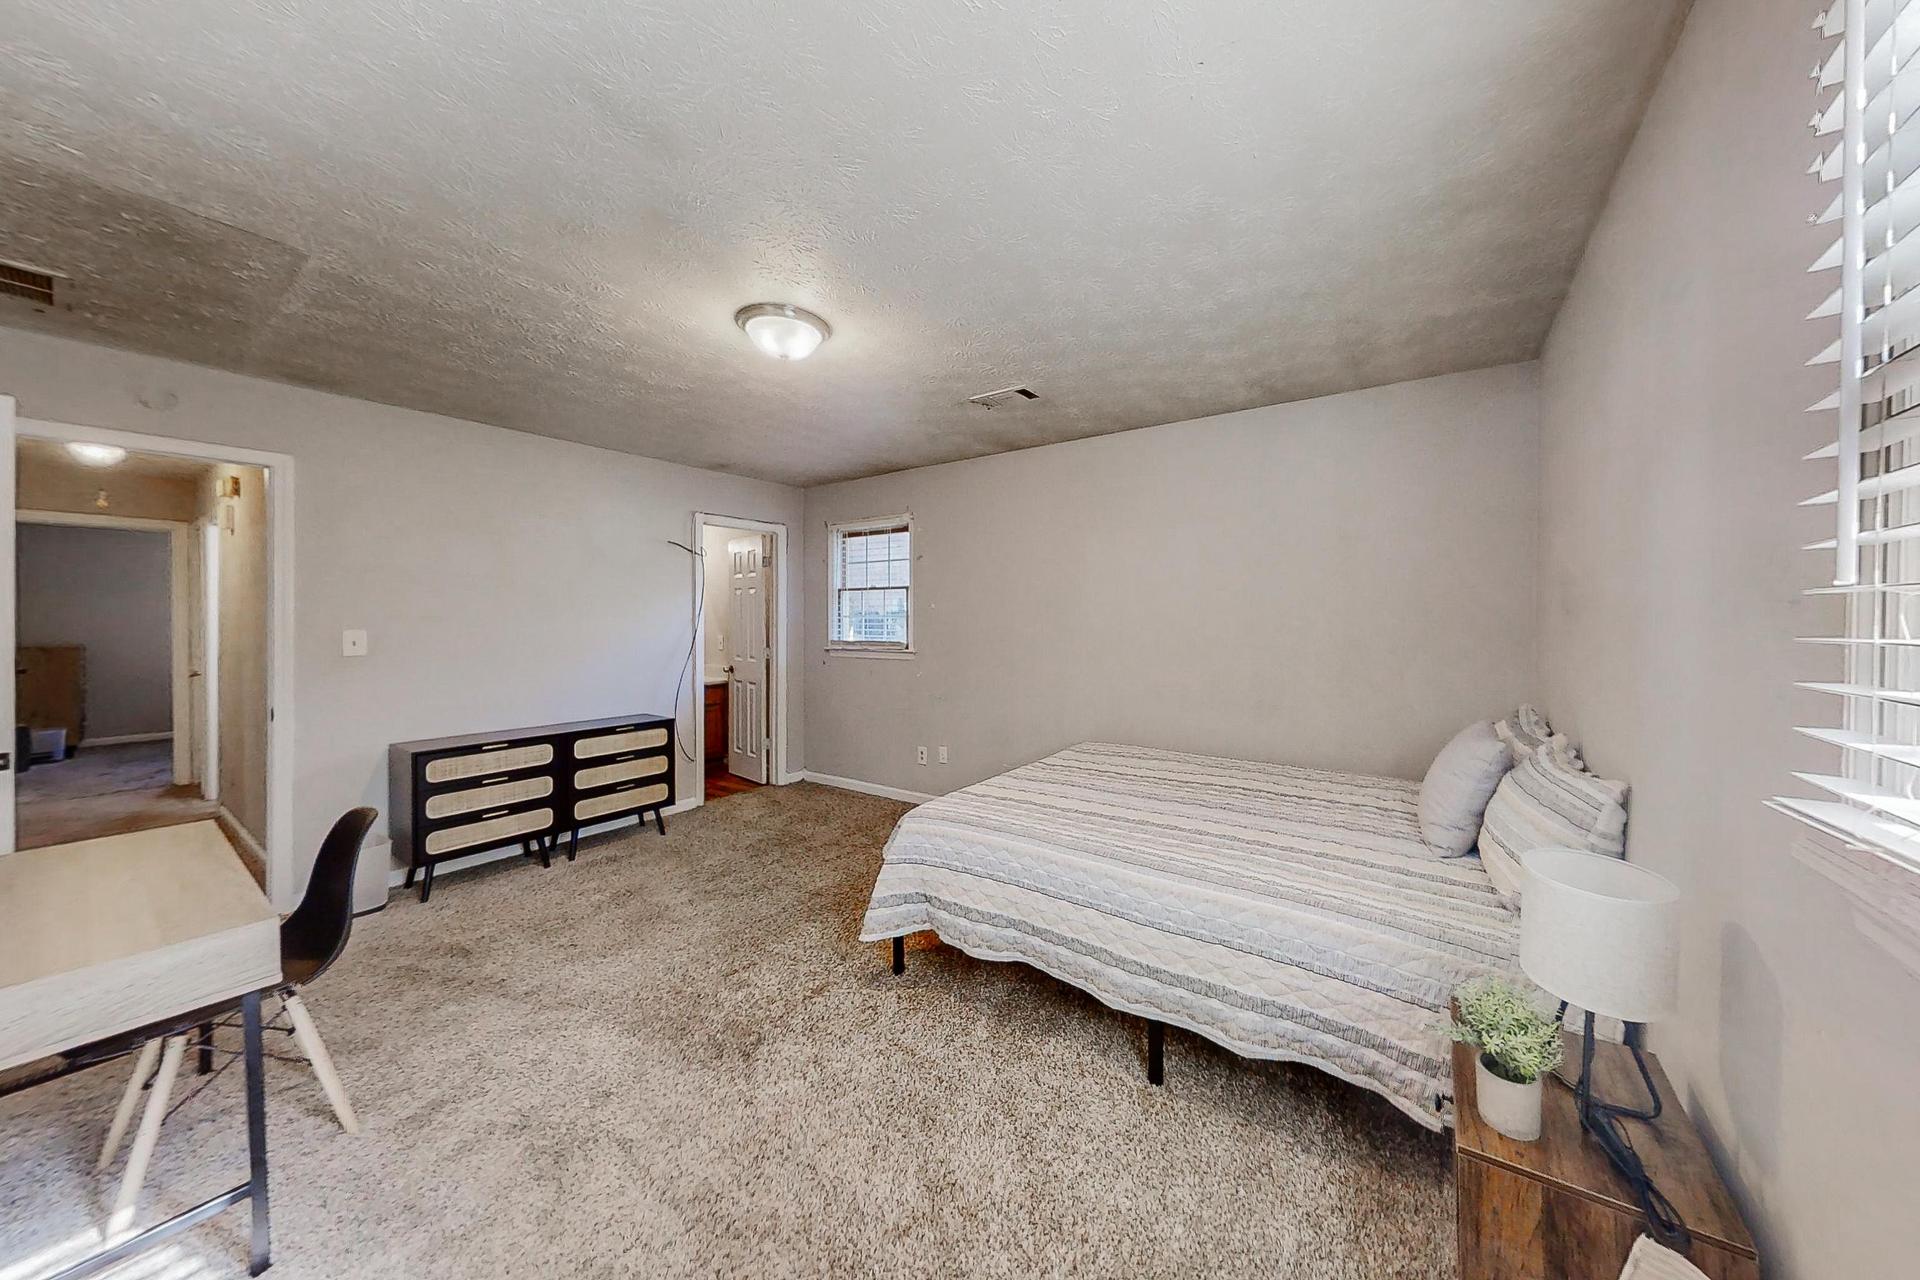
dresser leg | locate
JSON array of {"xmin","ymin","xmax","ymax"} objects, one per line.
[
  {"xmin": 567, "ymin": 827, "xmax": 579, "ymax": 861},
  {"xmin": 403, "ymin": 863, "xmax": 417, "ymax": 890},
  {"xmin": 653, "ymin": 808, "xmax": 667, "ymax": 836},
  {"xmin": 419, "ymin": 862, "xmax": 434, "ymax": 903}
]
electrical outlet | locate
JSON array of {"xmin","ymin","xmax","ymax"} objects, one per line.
[
  {"xmin": 916, "ymin": 746, "xmax": 928, "ymax": 766},
  {"xmin": 342, "ymin": 629, "xmax": 368, "ymax": 657},
  {"xmin": 938, "ymin": 745, "xmax": 949, "ymax": 764}
]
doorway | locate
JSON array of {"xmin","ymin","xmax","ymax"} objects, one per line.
[
  {"xmin": 13, "ymin": 508, "xmax": 219, "ymax": 847},
  {"xmin": 0, "ymin": 403, "xmax": 295, "ymax": 904},
  {"xmin": 693, "ymin": 514, "xmax": 786, "ymax": 803}
]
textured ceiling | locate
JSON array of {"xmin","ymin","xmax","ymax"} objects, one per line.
[{"xmin": 0, "ymin": 1, "xmax": 1687, "ymax": 486}]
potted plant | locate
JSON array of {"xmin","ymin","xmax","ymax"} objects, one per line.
[{"xmin": 1450, "ymin": 977, "xmax": 1564, "ymax": 1141}]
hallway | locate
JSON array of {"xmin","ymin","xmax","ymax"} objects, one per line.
[{"xmin": 15, "ymin": 740, "xmax": 217, "ymax": 849}]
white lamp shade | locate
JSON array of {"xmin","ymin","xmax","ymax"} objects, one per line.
[{"xmin": 1519, "ymin": 847, "xmax": 1679, "ymax": 1023}]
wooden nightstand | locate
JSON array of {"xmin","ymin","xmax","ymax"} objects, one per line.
[{"xmin": 1452, "ymin": 1035, "xmax": 1758, "ymax": 1280}]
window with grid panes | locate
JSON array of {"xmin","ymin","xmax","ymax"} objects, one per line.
[{"xmin": 828, "ymin": 517, "xmax": 912, "ymax": 650}]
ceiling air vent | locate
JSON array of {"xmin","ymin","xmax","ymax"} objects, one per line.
[
  {"xmin": 0, "ymin": 260, "xmax": 57, "ymax": 307},
  {"xmin": 966, "ymin": 384, "xmax": 1038, "ymax": 410}
]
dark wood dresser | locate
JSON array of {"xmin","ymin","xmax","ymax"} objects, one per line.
[
  {"xmin": 389, "ymin": 714, "xmax": 674, "ymax": 901},
  {"xmin": 704, "ymin": 681, "xmax": 727, "ymax": 766},
  {"xmin": 1453, "ymin": 1035, "xmax": 1758, "ymax": 1280}
]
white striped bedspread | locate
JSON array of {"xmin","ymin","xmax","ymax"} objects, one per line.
[{"xmin": 859, "ymin": 742, "xmax": 1521, "ymax": 1129}]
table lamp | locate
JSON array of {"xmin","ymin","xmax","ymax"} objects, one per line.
[{"xmin": 1519, "ymin": 847, "xmax": 1688, "ymax": 1250}]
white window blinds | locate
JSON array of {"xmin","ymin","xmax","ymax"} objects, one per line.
[
  {"xmin": 829, "ymin": 517, "xmax": 911, "ymax": 649},
  {"xmin": 1780, "ymin": 0, "xmax": 1920, "ymax": 869}
]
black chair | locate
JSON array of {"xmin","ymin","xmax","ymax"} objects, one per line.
[{"xmin": 100, "ymin": 807, "xmax": 379, "ymax": 1182}]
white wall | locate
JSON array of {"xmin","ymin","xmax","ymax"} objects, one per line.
[
  {"xmin": 701, "ymin": 525, "xmax": 736, "ymax": 677},
  {"xmin": 1537, "ymin": 0, "xmax": 1920, "ymax": 1275},
  {"xmin": 15, "ymin": 523, "xmax": 172, "ymax": 740},
  {"xmin": 0, "ymin": 329, "xmax": 805, "ymax": 903},
  {"xmin": 804, "ymin": 363, "xmax": 1541, "ymax": 794},
  {"xmin": 206, "ymin": 463, "xmax": 270, "ymax": 843}
]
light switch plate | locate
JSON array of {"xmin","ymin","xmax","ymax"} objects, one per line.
[{"xmin": 342, "ymin": 628, "xmax": 369, "ymax": 657}]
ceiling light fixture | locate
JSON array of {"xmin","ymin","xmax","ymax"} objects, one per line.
[
  {"xmin": 65, "ymin": 442, "xmax": 128, "ymax": 467},
  {"xmin": 735, "ymin": 303, "xmax": 830, "ymax": 361}
]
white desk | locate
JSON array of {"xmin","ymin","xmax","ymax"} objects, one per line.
[{"xmin": 0, "ymin": 820, "xmax": 282, "ymax": 1276}]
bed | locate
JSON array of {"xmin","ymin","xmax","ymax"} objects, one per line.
[{"xmin": 858, "ymin": 741, "xmax": 1522, "ymax": 1129}]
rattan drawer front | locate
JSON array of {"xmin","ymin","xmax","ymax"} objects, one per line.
[
  {"xmin": 574, "ymin": 756, "xmax": 669, "ymax": 791},
  {"xmin": 573, "ymin": 727, "xmax": 668, "ymax": 759},
  {"xmin": 424, "ymin": 807, "xmax": 553, "ymax": 856},
  {"xmin": 425, "ymin": 743, "xmax": 554, "ymax": 784},
  {"xmin": 425, "ymin": 775, "xmax": 553, "ymax": 820},
  {"xmin": 573, "ymin": 784, "xmax": 670, "ymax": 822}
]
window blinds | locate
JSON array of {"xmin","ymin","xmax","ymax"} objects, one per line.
[
  {"xmin": 1779, "ymin": 0, "xmax": 1920, "ymax": 868},
  {"xmin": 831, "ymin": 521, "xmax": 910, "ymax": 647}
]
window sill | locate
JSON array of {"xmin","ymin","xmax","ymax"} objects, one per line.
[{"xmin": 824, "ymin": 647, "xmax": 916, "ymax": 660}]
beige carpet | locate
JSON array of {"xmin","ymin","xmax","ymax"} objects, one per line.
[{"xmin": 0, "ymin": 782, "xmax": 1456, "ymax": 1279}]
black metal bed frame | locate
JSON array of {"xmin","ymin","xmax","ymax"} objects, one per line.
[
  {"xmin": 1, "ymin": 988, "xmax": 275, "ymax": 1278},
  {"xmin": 888, "ymin": 935, "xmax": 1166, "ymax": 1087}
]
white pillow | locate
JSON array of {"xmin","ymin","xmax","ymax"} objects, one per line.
[
  {"xmin": 1417, "ymin": 721, "xmax": 1513, "ymax": 857},
  {"xmin": 1477, "ymin": 745, "xmax": 1629, "ymax": 904}
]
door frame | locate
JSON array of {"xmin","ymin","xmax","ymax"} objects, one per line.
[
  {"xmin": 15, "ymin": 508, "xmax": 198, "ymax": 784},
  {"xmin": 690, "ymin": 512, "xmax": 790, "ymax": 806},
  {"xmin": 12, "ymin": 415, "xmax": 298, "ymax": 906}
]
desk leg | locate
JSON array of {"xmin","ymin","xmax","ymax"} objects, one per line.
[{"xmin": 242, "ymin": 992, "xmax": 271, "ymax": 1275}]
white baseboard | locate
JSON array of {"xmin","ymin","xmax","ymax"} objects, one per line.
[
  {"xmin": 217, "ymin": 805, "xmax": 268, "ymax": 875},
  {"xmin": 82, "ymin": 732, "xmax": 174, "ymax": 747},
  {"xmin": 799, "ymin": 771, "xmax": 937, "ymax": 804},
  {"xmin": 383, "ymin": 798, "xmax": 698, "ymax": 889}
]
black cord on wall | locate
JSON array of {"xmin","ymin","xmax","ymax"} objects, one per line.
[{"xmin": 667, "ymin": 539, "xmax": 704, "ymax": 763}]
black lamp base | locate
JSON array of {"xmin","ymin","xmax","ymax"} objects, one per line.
[{"xmin": 1561, "ymin": 1007, "xmax": 1692, "ymax": 1252}]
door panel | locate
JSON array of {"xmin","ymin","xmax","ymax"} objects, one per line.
[{"xmin": 726, "ymin": 534, "xmax": 770, "ymax": 783}]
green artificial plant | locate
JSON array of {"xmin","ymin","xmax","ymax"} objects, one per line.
[{"xmin": 1449, "ymin": 977, "xmax": 1565, "ymax": 1085}]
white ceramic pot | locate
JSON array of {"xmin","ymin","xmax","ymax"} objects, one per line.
[{"xmin": 1475, "ymin": 1054, "xmax": 1543, "ymax": 1141}]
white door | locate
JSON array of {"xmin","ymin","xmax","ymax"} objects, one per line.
[
  {"xmin": 0, "ymin": 396, "xmax": 14, "ymax": 853},
  {"xmin": 726, "ymin": 534, "xmax": 770, "ymax": 783}
]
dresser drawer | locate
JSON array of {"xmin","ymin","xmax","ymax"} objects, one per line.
[
  {"xmin": 424, "ymin": 742, "xmax": 554, "ymax": 784},
  {"xmin": 424, "ymin": 806, "xmax": 554, "ymax": 856},
  {"xmin": 573, "ymin": 726, "xmax": 669, "ymax": 759},
  {"xmin": 425, "ymin": 774, "xmax": 554, "ymax": 820},
  {"xmin": 574, "ymin": 783, "xmax": 670, "ymax": 822},
  {"xmin": 575, "ymin": 755, "xmax": 669, "ymax": 792}
]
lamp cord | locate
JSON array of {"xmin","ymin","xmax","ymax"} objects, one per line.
[
  {"xmin": 667, "ymin": 539, "xmax": 704, "ymax": 763},
  {"xmin": 1556, "ymin": 1006, "xmax": 1692, "ymax": 1253}
]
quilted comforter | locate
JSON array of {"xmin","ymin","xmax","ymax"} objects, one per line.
[{"xmin": 858, "ymin": 742, "xmax": 1521, "ymax": 1128}]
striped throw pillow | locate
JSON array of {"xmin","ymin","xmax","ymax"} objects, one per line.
[
  {"xmin": 1493, "ymin": 704, "xmax": 1574, "ymax": 767},
  {"xmin": 1477, "ymin": 745, "xmax": 1628, "ymax": 904}
]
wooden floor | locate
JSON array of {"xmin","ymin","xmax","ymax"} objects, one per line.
[{"xmin": 704, "ymin": 768, "xmax": 762, "ymax": 801}]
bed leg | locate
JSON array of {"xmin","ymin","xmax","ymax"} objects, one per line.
[
  {"xmin": 1146, "ymin": 1019, "xmax": 1164, "ymax": 1086},
  {"xmin": 891, "ymin": 936, "xmax": 905, "ymax": 976}
]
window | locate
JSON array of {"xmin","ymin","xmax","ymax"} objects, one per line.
[
  {"xmin": 1779, "ymin": 0, "xmax": 1920, "ymax": 870},
  {"xmin": 828, "ymin": 516, "xmax": 912, "ymax": 651}
]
